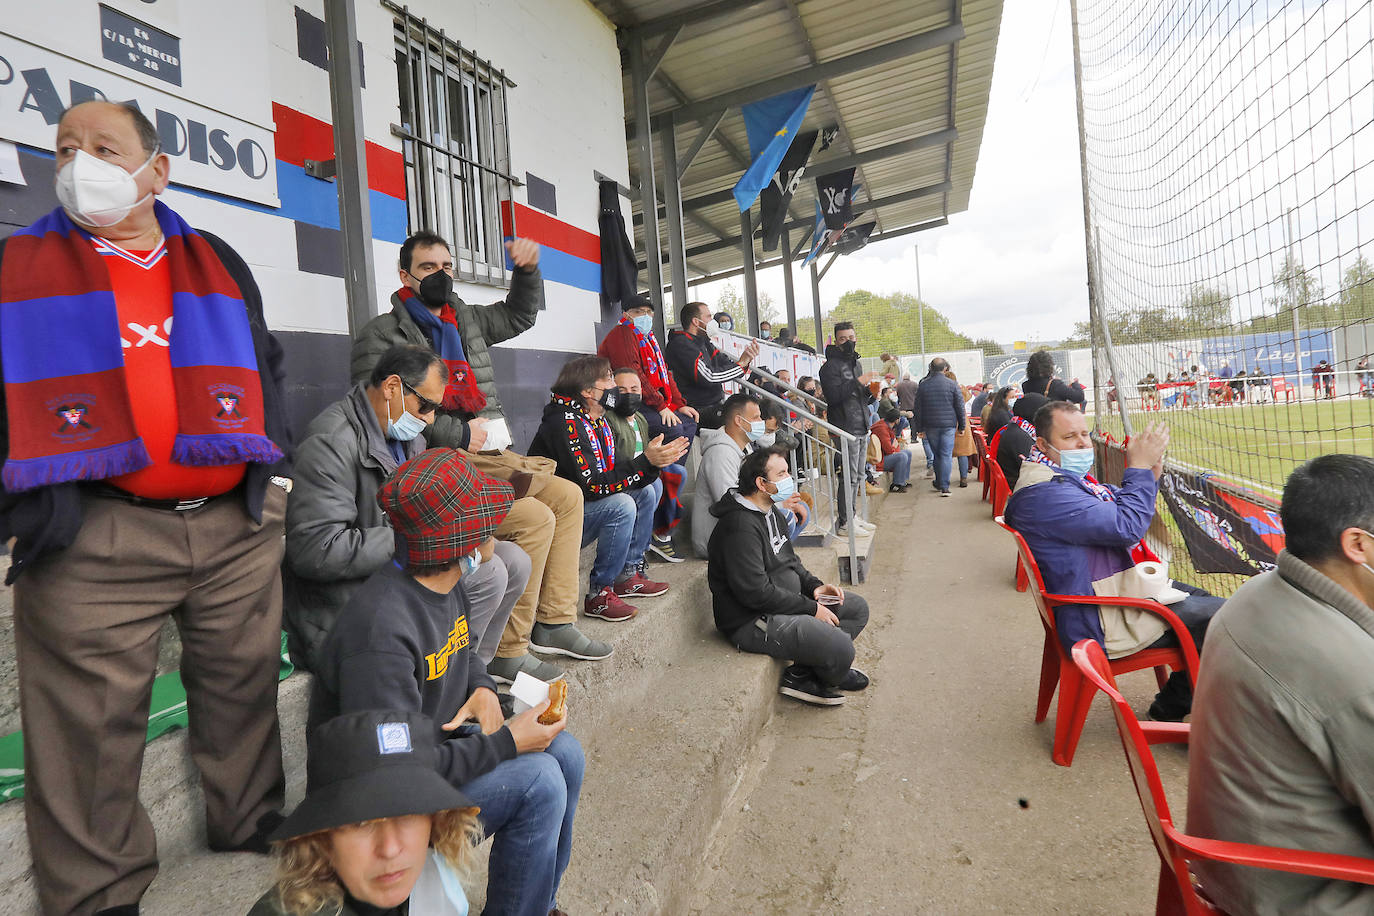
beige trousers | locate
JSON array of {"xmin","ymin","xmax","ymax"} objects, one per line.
[{"xmin": 493, "ymin": 476, "xmax": 583, "ymax": 657}]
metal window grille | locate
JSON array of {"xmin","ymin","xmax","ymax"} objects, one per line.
[{"xmin": 388, "ymin": 1, "xmax": 519, "ymax": 287}]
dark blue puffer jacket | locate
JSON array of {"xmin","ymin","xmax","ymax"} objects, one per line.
[{"xmin": 912, "ymin": 373, "xmax": 966, "ymax": 432}]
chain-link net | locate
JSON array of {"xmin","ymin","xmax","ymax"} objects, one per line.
[{"xmin": 1078, "ymin": 0, "xmax": 1374, "ymax": 594}]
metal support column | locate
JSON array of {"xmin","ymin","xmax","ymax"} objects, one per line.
[
  {"xmin": 629, "ymin": 36, "xmax": 663, "ymax": 311},
  {"xmin": 659, "ymin": 116, "xmax": 688, "ymax": 335},
  {"xmin": 323, "ymin": 0, "xmax": 376, "ymax": 336},
  {"xmin": 780, "ymin": 225, "xmax": 798, "ymax": 337},
  {"xmin": 741, "ymin": 209, "xmax": 760, "ymax": 334},
  {"xmin": 810, "ymin": 261, "xmax": 823, "ymax": 349}
]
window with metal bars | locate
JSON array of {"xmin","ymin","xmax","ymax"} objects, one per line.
[{"xmin": 389, "ymin": 2, "xmax": 518, "ymax": 287}]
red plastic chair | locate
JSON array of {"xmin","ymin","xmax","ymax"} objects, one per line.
[
  {"xmin": 972, "ymin": 429, "xmax": 989, "ymax": 483},
  {"xmin": 1070, "ymin": 639, "xmax": 1374, "ymax": 914},
  {"xmin": 982, "ymin": 427, "xmax": 1006, "ymax": 502},
  {"xmin": 995, "ymin": 517, "xmax": 1200, "ymax": 766}
]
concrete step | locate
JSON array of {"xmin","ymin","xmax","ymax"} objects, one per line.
[{"xmin": 1, "ymin": 531, "xmax": 845, "ymax": 914}]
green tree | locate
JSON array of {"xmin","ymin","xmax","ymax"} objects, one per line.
[
  {"xmin": 714, "ymin": 283, "xmax": 780, "ymax": 330},
  {"xmin": 972, "ymin": 337, "xmax": 1004, "ymax": 357},
  {"xmin": 1338, "ymin": 256, "xmax": 1374, "ymax": 322},
  {"xmin": 825, "ymin": 289, "xmax": 978, "ymax": 357},
  {"xmin": 1248, "ymin": 254, "xmax": 1325, "ymax": 333}
]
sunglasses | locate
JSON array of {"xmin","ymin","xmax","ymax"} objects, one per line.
[{"xmin": 403, "ymin": 382, "xmax": 441, "ymax": 415}]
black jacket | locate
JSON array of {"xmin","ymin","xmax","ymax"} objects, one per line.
[
  {"xmin": 527, "ymin": 394, "xmax": 658, "ymax": 500},
  {"xmin": 0, "ymin": 228, "xmax": 292, "ymax": 583},
  {"xmin": 818, "ymin": 343, "xmax": 873, "ymax": 436},
  {"xmin": 912, "ymin": 372, "xmax": 966, "ymax": 433},
  {"xmin": 986, "ymin": 407, "xmax": 1012, "ymax": 437},
  {"xmin": 664, "ymin": 328, "xmax": 745, "ymax": 409},
  {"xmin": 707, "ymin": 491, "xmax": 824, "ymax": 637},
  {"xmin": 1024, "ymin": 372, "xmax": 1084, "ymax": 407},
  {"xmin": 997, "ymin": 423, "xmax": 1034, "ymax": 487}
]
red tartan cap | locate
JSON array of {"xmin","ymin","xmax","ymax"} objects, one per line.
[{"xmin": 376, "ymin": 448, "xmax": 515, "ymax": 569}]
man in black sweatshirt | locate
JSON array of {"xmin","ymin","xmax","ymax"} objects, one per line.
[
  {"xmin": 707, "ymin": 447, "xmax": 870, "ymax": 706},
  {"xmin": 310, "ymin": 448, "xmax": 583, "ymax": 916}
]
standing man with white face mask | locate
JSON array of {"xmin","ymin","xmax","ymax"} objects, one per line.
[
  {"xmin": 1003, "ymin": 401, "xmax": 1223, "ymax": 721},
  {"xmin": 0, "ymin": 101, "xmax": 293, "ymax": 914}
]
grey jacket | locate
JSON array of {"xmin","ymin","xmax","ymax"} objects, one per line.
[
  {"xmin": 1187, "ymin": 550, "xmax": 1374, "ymax": 915},
  {"xmin": 691, "ymin": 427, "xmax": 748, "ymax": 558},
  {"xmin": 281, "ymin": 385, "xmax": 424, "ymax": 672},
  {"xmin": 349, "ymin": 268, "xmax": 544, "ymax": 450}
]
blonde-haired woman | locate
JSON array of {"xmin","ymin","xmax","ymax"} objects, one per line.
[
  {"xmin": 249, "ymin": 710, "xmax": 482, "ymax": 916},
  {"xmin": 945, "ymin": 369, "xmax": 977, "ymax": 488}
]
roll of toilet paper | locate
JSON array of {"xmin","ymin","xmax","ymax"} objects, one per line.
[{"xmin": 1128, "ymin": 562, "xmax": 1169, "ymax": 599}]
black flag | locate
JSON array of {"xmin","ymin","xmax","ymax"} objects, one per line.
[
  {"xmin": 834, "ymin": 220, "xmax": 876, "ymax": 255},
  {"xmin": 759, "ymin": 130, "xmax": 819, "ymax": 251},
  {"xmin": 815, "ymin": 167, "xmax": 856, "ymax": 231}
]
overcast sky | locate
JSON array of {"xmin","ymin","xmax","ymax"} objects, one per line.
[{"xmin": 688, "ymin": 0, "xmax": 1090, "ymax": 345}]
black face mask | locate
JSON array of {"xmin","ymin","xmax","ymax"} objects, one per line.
[
  {"xmin": 840, "ymin": 339, "xmax": 859, "ymax": 359},
  {"xmin": 613, "ymin": 391, "xmax": 642, "ymax": 416},
  {"xmin": 409, "ymin": 269, "xmax": 453, "ymax": 308},
  {"xmin": 595, "ymin": 386, "xmax": 619, "ymax": 411}
]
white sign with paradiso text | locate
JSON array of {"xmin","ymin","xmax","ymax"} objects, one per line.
[{"xmin": 0, "ymin": 33, "xmax": 279, "ymax": 207}]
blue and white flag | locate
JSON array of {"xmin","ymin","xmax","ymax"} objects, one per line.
[{"xmin": 733, "ymin": 86, "xmax": 815, "ymax": 212}]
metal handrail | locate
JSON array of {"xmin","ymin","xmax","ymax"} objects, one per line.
[{"xmin": 750, "ymin": 366, "xmax": 828, "ymax": 411}]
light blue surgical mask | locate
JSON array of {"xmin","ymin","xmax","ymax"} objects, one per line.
[
  {"xmin": 719, "ymin": 320, "xmax": 733, "ymax": 332},
  {"xmin": 631, "ymin": 314, "xmax": 654, "ymax": 334},
  {"xmin": 745, "ymin": 418, "xmax": 766, "ymax": 442},
  {"xmin": 461, "ymin": 547, "xmax": 482, "ymax": 577},
  {"xmin": 387, "ymin": 390, "xmax": 428, "ymax": 442},
  {"xmin": 1054, "ymin": 446, "xmax": 1095, "ymax": 478},
  {"xmin": 768, "ymin": 474, "xmax": 796, "ymax": 504}
]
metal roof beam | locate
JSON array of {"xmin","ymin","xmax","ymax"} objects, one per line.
[
  {"xmin": 651, "ymin": 21, "xmax": 965, "ymax": 128},
  {"xmin": 621, "ymin": 0, "xmax": 773, "ymax": 41},
  {"xmin": 678, "ymin": 109, "xmax": 728, "ymax": 180}
]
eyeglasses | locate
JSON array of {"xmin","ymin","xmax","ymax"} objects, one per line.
[{"xmin": 403, "ymin": 382, "xmax": 441, "ymax": 415}]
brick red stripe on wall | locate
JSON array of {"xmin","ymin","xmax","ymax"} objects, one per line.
[
  {"xmin": 271, "ymin": 103, "xmax": 406, "ymax": 200},
  {"xmin": 501, "ymin": 201, "xmax": 599, "ymax": 263}
]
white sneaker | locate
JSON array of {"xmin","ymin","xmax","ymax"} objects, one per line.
[{"xmin": 853, "ymin": 518, "xmax": 877, "ymax": 533}]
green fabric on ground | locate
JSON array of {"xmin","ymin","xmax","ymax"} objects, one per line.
[{"xmin": 0, "ymin": 632, "xmax": 295, "ymax": 803}]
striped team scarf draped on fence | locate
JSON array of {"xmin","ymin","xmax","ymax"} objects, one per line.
[
  {"xmin": 1026, "ymin": 447, "xmax": 1117, "ymax": 502},
  {"xmin": 0, "ymin": 203, "xmax": 282, "ymax": 492},
  {"xmin": 619, "ymin": 314, "xmax": 670, "ymax": 390}
]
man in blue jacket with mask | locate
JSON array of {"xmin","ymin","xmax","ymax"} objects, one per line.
[{"xmin": 1003, "ymin": 401, "xmax": 1222, "ymax": 721}]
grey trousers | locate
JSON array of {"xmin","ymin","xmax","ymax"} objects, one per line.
[
  {"xmin": 834, "ymin": 433, "xmax": 867, "ymax": 525},
  {"xmin": 730, "ymin": 594, "xmax": 869, "ymax": 685},
  {"xmin": 458, "ymin": 540, "xmax": 532, "ymax": 664}
]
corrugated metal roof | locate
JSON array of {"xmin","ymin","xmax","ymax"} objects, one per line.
[{"xmin": 592, "ymin": 0, "xmax": 1005, "ymax": 283}]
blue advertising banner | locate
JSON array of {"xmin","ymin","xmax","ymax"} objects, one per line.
[
  {"xmin": 983, "ymin": 351, "xmax": 1069, "ymax": 390},
  {"xmin": 1165, "ymin": 330, "xmax": 1334, "ymax": 379}
]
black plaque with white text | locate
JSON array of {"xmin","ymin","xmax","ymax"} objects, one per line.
[{"xmin": 100, "ymin": 5, "xmax": 183, "ymax": 87}]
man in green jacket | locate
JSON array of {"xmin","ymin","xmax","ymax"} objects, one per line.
[{"xmin": 350, "ymin": 231, "xmax": 607, "ymax": 685}]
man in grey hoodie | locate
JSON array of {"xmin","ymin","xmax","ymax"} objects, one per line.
[{"xmin": 692, "ymin": 393, "xmax": 763, "ymax": 558}]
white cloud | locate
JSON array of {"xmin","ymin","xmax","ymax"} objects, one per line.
[{"xmin": 689, "ymin": 0, "xmax": 1091, "ymax": 344}]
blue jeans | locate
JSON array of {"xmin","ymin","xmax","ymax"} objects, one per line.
[
  {"xmin": 956, "ymin": 455, "xmax": 970, "ymax": 480},
  {"xmin": 881, "ymin": 449, "xmax": 912, "ymax": 486},
  {"xmin": 460, "ymin": 731, "xmax": 584, "ymax": 916},
  {"xmin": 581, "ymin": 486, "xmax": 657, "ymax": 589},
  {"xmin": 924, "ymin": 427, "xmax": 956, "ymax": 491},
  {"xmin": 629, "ymin": 479, "xmax": 661, "ymax": 570},
  {"xmin": 921, "ymin": 435, "xmax": 934, "ymax": 469}
]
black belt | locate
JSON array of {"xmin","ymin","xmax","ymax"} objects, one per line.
[{"xmin": 94, "ymin": 484, "xmax": 233, "ymax": 512}]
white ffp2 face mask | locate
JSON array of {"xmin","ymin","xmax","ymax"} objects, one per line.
[{"xmin": 55, "ymin": 148, "xmax": 157, "ymax": 228}]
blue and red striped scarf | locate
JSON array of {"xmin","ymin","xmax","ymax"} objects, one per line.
[
  {"xmin": 397, "ymin": 286, "xmax": 487, "ymax": 414},
  {"xmin": 552, "ymin": 393, "xmax": 615, "ymax": 473},
  {"xmin": 619, "ymin": 314, "xmax": 669, "ymax": 391},
  {"xmin": 0, "ymin": 203, "xmax": 282, "ymax": 492}
]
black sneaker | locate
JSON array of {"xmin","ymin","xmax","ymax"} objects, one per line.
[
  {"xmin": 1147, "ymin": 699, "xmax": 1189, "ymax": 723},
  {"xmin": 648, "ymin": 536, "xmax": 685, "ymax": 563},
  {"xmin": 779, "ymin": 667, "xmax": 845, "ymax": 706},
  {"xmin": 958, "ymin": 478, "xmax": 969, "ymax": 488},
  {"xmin": 838, "ymin": 668, "xmax": 870, "ymax": 691},
  {"xmin": 940, "ymin": 489, "xmax": 951, "ymax": 497}
]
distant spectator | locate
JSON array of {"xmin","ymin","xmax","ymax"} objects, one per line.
[
  {"xmin": 665, "ymin": 302, "xmax": 758, "ymax": 428},
  {"xmin": 970, "ymin": 385, "xmax": 992, "ymax": 419},
  {"xmin": 776, "ymin": 368, "xmax": 793, "ymax": 388},
  {"xmin": 707, "ymin": 448, "xmax": 870, "ymax": 706},
  {"xmin": 759, "ymin": 320, "xmax": 773, "ymax": 340},
  {"xmin": 1359, "ymin": 354, "xmax": 1372, "ymax": 393},
  {"xmin": 946, "ymin": 369, "xmax": 976, "ymax": 488},
  {"xmin": 996, "ymin": 393, "xmax": 1049, "ymax": 488},
  {"xmin": 872, "ymin": 404, "xmax": 913, "ymax": 492},
  {"xmin": 1004, "ymin": 405, "xmax": 1222, "ymax": 721},
  {"xmin": 1187, "ymin": 455, "xmax": 1374, "ymax": 915},
  {"xmin": 607, "ymin": 368, "xmax": 687, "ymax": 564},
  {"xmin": 249, "ymin": 710, "xmax": 482, "ymax": 915},
  {"xmin": 1313, "ymin": 359, "xmax": 1336, "ymax": 399},
  {"xmin": 1217, "ymin": 361, "xmax": 1234, "ymax": 380},
  {"xmin": 912, "ymin": 358, "xmax": 966, "ymax": 497},
  {"xmin": 984, "ymin": 386, "xmax": 1014, "ymax": 436},
  {"xmin": 528, "ymin": 356, "xmax": 688, "ymax": 620},
  {"xmin": 284, "ymin": 346, "xmax": 531, "ymax": 673},
  {"xmin": 596, "ymin": 292, "xmax": 700, "ymax": 445},
  {"xmin": 820, "ymin": 321, "xmax": 879, "ymax": 531},
  {"xmin": 879, "ymin": 352, "xmax": 901, "ymax": 381},
  {"xmin": 714, "ymin": 311, "xmax": 735, "ymax": 332},
  {"xmin": 776, "ymin": 326, "xmax": 816, "ymax": 354},
  {"xmin": 1229, "ymin": 369, "xmax": 1247, "ymax": 402},
  {"xmin": 1022, "ymin": 350, "xmax": 1083, "ymax": 407}
]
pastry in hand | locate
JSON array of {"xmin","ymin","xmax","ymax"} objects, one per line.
[{"xmin": 539, "ymin": 679, "xmax": 567, "ymax": 725}]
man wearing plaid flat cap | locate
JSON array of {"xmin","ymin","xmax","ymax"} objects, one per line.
[{"xmin": 310, "ymin": 448, "xmax": 583, "ymax": 916}]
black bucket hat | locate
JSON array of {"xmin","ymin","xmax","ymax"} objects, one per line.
[{"xmin": 268, "ymin": 710, "xmax": 474, "ymax": 842}]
